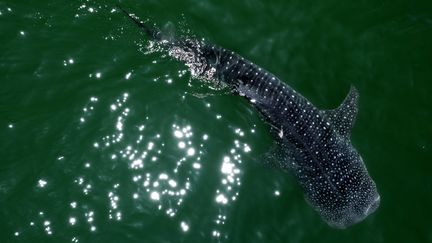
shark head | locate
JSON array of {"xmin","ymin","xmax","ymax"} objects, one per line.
[
  {"xmin": 311, "ymin": 149, "xmax": 381, "ymax": 229},
  {"xmin": 320, "ymin": 178, "xmax": 380, "ymax": 229}
]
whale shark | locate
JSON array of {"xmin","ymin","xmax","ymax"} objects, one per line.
[{"xmin": 118, "ymin": 6, "xmax": 380, "ymax": 229}]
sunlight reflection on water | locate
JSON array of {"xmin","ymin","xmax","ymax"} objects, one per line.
[
  {"xmin": 17, "ymin": 90, "xmax": 258, "ymax": 240},
  {"xmin": 86, "ymin": 92, "xmax": 205, "ymax": 224},
  {"xmin": 9, "ymin": 3, "xmax": 262, "ymax": 239}
]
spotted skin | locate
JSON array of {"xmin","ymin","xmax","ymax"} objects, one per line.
[
  {"xmin": 119, "ymin": 7, "xmax": 380, "ymax": 229},
  {"xmin": 199, "ymin": 45, "xmax": 380, "ymax": 228}
]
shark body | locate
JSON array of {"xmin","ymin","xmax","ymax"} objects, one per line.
[{"xmin": 118, "ymin": 7, "xmax": 380, "ymax": 228}]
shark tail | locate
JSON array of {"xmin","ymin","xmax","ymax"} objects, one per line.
[{"xmin": 116, "ymin": 5, "xmax": 161, "ymax": 41}]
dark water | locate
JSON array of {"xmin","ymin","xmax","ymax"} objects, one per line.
[{"xmin": 1, "ymin": 0, "xmax": 431, "ymax": 242}]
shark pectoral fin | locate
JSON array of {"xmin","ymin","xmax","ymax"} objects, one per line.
[
  {"xmin": 321, "ymin": 85, "xmax": 359, "ymax": 138},
  {"xmin": 263, "ymin": 140, "xmax": 316, "ymax": 176},
  {"xmin": 262, "ymin": 141, "xmax": 297, "ymax": 172}
]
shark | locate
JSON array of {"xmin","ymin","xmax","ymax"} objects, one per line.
[{"xmin": 118, "ymin": 6, "xmax": 380, "ymax": 229}]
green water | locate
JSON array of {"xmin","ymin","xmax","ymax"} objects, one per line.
[{"xmin": 1, "ymin": 0, "xmax": 431, "ymax": 242}]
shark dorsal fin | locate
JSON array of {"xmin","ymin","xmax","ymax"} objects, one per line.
[{"xmin": 321, "ymin": 86, "xmax": 359, "ymax": 138}]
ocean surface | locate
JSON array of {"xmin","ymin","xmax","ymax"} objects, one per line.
[{"xmin": 1, "ymin": 0, "xmax": 431, "ymax": 242}]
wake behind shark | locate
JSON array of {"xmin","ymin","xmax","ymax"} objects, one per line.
[{"xmin": 118, "ymin": 6, "xmax": 380, "ymax": 229}]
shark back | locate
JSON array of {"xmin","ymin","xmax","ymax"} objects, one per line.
[{"xmin": 170, "ymin": 42, "xmax": 380, "ymax": 228}]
